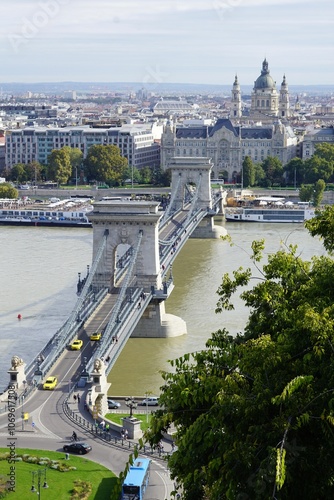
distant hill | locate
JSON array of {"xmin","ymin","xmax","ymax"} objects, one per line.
[{"xmin": 0, "ymin": 81, "xmax": 333, "ymax": 96}]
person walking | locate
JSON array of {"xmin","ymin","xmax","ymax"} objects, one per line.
[
  {"xmin": 72, "ymin": 431, "xmax": 77, "ymax": 442},
  {"xmin": 77, "ymin": 394, "xmax": 80, "ymax": 403}
]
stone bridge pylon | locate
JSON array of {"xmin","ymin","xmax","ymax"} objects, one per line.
[{"xmin": 89, "ymin": 199, "xmax": 187, "ymax": 338}]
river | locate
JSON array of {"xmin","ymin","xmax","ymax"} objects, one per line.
[{"xmin": 0, "ymin": 220, "xmax": 325, "ymax": 395}]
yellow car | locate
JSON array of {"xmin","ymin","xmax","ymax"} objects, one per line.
[
  {"xmin": 43, "ymin": 376, "xmax": 57, "ymax": 390},
  {"xmin": 90, "ymin": 332, "xmax": 102, "ymax": 341},
  {"xmin": 70, "ymin": 339, "xmax": 83, "ymax": 350}
]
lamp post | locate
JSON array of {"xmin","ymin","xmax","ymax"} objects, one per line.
[
  {"xmin": 125, "ymin": 397, "xmax": 137, "ymax": 417},
  {"xmin": 30, "ymin": 468, "xmax": 48, "ymax": 497},
  {"xmin": 21, "ymin": 380, "xmax": 27, "ymax": 431}
]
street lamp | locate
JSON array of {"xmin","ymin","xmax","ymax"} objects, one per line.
[
  {"xmin": 21, "ymin": 380, "xmax": 27, "ymax": 431},
  {"xmin": 31, "ymin": 468, "xmax": 49, "ymax": 497},
  {"xmin": 125, "ymin": 397, "xmax": 137, "ymax": 417}
]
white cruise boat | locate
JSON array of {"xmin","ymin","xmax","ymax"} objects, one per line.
[{"xmin": 225, "ymin": 199, "xmax": 316, "ymax": 223}]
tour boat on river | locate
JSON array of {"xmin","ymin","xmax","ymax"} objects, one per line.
[
  {"xmin": 225, "ymin": 198, "xmax": 316, "ymax": 223},
  {"xmin": 0, "ymin": 199, "xmax": 93, "ymax": 228}
]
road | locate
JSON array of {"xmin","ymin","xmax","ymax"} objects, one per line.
[{"xmin": 0, "ymin": 348, "xmax": 174, "ymax": 499}]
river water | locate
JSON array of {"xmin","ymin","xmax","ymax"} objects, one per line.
[{"xmin": 0, "ymin": 220, "xmax": 326, "ymax": 395}]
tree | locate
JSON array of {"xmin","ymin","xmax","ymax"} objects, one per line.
[
  {"xmin": 304, "ymin": 156, "xmax": 332, "ymax": 184},
  {"xmin": 25, "ymin": 161, "xmax": 43, "ymax": 184},
  {"xmin": 9, "ymin": 163, "xmax": 27, "ymax": 183},
  {"xmin": 62, "ymin": 146, "xmax": 83, "ymax": 181},
  {"xmin": 84, "ymin": 144, "xmax": 127, "ymax": 186},
  {"xmin": 139, "ymin": 166, "xmax": 152, "ymax": 184},
  {"xmin": 314, "ymin": 142, "xmax": 334, "ymax": 165},
  {"xmin": 299, "ymin": 184, "xmax": 314, "ymax": 202},
  {"xmin": 147, "ymin": 221, "xmax": 334, "ymax": 499},
  {"xmin": 260, "ymin": 156, "xmax": 284, "ymax": 187},
  {"xmin": 47, "ymin": 148, "xmax": 72, "ymax": 185},
  {"xmin": 313, "ymin": 178, "xmax": 325, "ymax": 206},
  {"xmin": 0, "ymin": 183, "xmax": 18, "ymax": 199},
  {"xmin": 284, "ymin": 157, "xmax": 306, "ymax": 187},
  {"xmin": 242, "ymin": 156, "xmax": 255, "ymax": 187}
]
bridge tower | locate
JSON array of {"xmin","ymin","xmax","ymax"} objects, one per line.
[
  {"xmin": 169, "ymin": 157, "xmax": 226, "ymax": 239},
  {"xmin": 89, "ymin": 199, "xmax": 186, "ymax": 338},
  {"xmin": 89, "ymin": 200, "xmax": 162, "ymax": 291}
]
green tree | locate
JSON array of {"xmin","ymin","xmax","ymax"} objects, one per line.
[
  {"xmin": 242, "ymin": 156, "xmax": 255, "ymax": 187},
  {"xmin": 314, "ymin": 142, "xmax": 334, "ymax": 164},
  {"xmin": 47, "ymin": 148, "xmax": 72, "ymax": 185},
  {"xmin": 147, "ymin": 223, "xmax": 334, "ymax": 499},
  {"xmin": 313, "ymin": 178, "xmax": 325, "ymax": 206},
  {"xmin": 260, "ymin": 156, "xmax": 284, "ymax": 187},
  {"xmin": 139, "ymin": 166, "xmax": 152, "ymax": 184},
  {"xmin": 284, "ymin": 157, "xmax": 306, "ymax": 186},
  {"xmin": 63, "ymin": 146, "xmax": 83, "ymax": 181},
  {"xmin": 84, "ymin": 144, "xmax": 127, "ymax": 186},
  {"xmin": 299, "ymin": 184, "xmax": 314, "ymax": 202},
  {"xmin": 0, "ymin": 183, "xmax": 18, "ymax": 198},
  {"xmin": 25, "ymin": 161, "xmax": 43, "ymax": 184},
  {"xmin": 9, "ymin": 163, "xmax": 27, "ymax": 183},
  {"xmin": 304, "ymin": 155, "xmax": 332, "ymax": 183}
]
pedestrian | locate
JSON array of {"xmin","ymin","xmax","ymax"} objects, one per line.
[
  {"xmin": 121, "ymin": 428, "xmax": 125, "ymax": 439},
  {"xmin": 100, "ymin": 420, "xmax": 105, "ymax": 430},
  {"xmin": 73, "ymin": 394, "xmax": 77, "ymax": 402},
  {"xmin": 77, "ymin": 394, "xmax": 80, "ymax": 403},
  {"xmin": 105, "ymin": 423, "xmax": 110, "ymax": 432},
  {"xmin": 125, "ymin": 429, "xmax": 128, "ymax": 440},
  {"xmin": 72, "ymin": 431, "xmax": 77, "ymax": 442},
  {"xmin": 137, "ymin": 302, "xmax": 141, "ymax": 309}
]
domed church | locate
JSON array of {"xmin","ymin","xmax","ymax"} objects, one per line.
[{"xmin": 232, "ymin": 59, "xmax": 290, "ymax": 119}]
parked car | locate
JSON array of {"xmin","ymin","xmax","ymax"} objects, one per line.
[
  {"xmin": 70, "ymin": 339, "xmax": 83, "ymax": 350},
  {"xmin": 63, "ymin": 443, "xmax": 92, "ymax": 455},
  {"xmin": 139, "ymin": 397, "xmax": 159, "ymax": 406},
  {"xmin": 107, "ymin": 398, "xmax": 121, "ymax": 409},
  {"xmin": 43, "ymin": 376, "xmax": 57, "ymax": 390},
  {"xmin": 90, "ymin": 332, "xmax": 102, "ymax": 341}
]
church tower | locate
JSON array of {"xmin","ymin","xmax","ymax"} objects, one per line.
[
  {"xmin": 231, "ymin": 75, "xmax": 242, "ymax": 118},
  {"xmin": 279, "ymin": 74, "xmax": 290, "ymax": 118},
  {"xmin": 251, "ymin": 59, "xmax": 278, "ymax": 116}
]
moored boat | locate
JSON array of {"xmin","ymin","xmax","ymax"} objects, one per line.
[{"xmin": 225, "ymin": 206, "xmax": 316, "ymax": 223}]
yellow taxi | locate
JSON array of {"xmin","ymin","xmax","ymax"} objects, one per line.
[
  {"xmin": 43, "ymin": 376, "xmax": 58, "ymax": 390},
  {"xmin": 90, "ymin": 332, "xmax": 102, "ymax": 341},
  {"xmin": 70, "ymin": 339, "xmax": 83, "ymax": 350}
]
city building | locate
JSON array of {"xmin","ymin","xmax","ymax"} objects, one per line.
[
  {"xmin": 161, "ymin": 118, "xmax": 297, "ymax": 181},
  {"xmin": 5, "ymin": 124, "xmax": 160, "ymax": 170},
  {"xmin": 231, "ymin": 59, "xmax": 290, "ymax": 120},
  {"xmin": 302, "ymin": 126, "xmax": 334, "ymax": 159}
]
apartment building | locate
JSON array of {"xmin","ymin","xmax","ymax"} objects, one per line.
[{"xmin": 5, "ymin": 124, "xmax": 160, "ymax": 169}]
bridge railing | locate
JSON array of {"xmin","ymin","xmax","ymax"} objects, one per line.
[{"xmin": 26, "ymin": 287, "xmax": 108, "ymax": 383}]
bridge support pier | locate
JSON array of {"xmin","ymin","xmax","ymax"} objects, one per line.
[
  {"xmin": 132, "ymin": 300, "xmax": 187, "ymax": 338},
  {"xmin": 191, "ymin": 215, "xmax": 227, "ymax": 239}
]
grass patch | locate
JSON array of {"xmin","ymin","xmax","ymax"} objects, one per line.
[
  {"xmin": 0, "ymin": 448, "xmax": 117, "ymax": 500},
  {"xmin": 105, "ymin": 413, "xmax": 152, "ymax": 432}
]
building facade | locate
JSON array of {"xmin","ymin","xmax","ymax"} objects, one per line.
[
  {"xmin": 161, "ymin": 118, "xmax": 297, "ymax": 181},
  {"xmin": 5, "ymin": 125, "xmax": 160, "ymax": 170},
  {"xmin": 302, "ymin": 127, "xmax": 334, "ymax": 159}
]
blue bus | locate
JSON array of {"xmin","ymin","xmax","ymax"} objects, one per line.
[{"xmin": 122, "ymin": 457, "xmax": 151, "ymax": 500}]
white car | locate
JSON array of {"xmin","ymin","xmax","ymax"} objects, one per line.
[{"xmin": 140, "ymin": 397, "xmax": 159, "ymax": 406}]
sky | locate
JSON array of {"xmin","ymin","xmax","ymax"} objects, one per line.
[{"xmin": 1, "ymin": 0, "xmax": 334, "ymax": 86}]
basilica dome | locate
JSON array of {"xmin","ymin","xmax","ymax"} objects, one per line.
[{"xmin": 254, "ymin": 59, "xmax": 276, "ymax": 89}]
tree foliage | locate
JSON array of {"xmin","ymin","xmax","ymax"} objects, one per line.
[
  {"xmin": 242, "ymin": 156, "xmax": 255, "ymax": 187},
  {"xmin": 47, "ymin": 148, "xmax": 72, "ymax": 184},
  {"xmin": 0, "ymin": 183, "xmax": 18, "ymax": 199},
  {"xmin": 147, "ymin": 216, "xmax": 334, "ymax": 499},
  {"xmin": 84, "ymin": 144, "xmax": 127, "ymax": 185}
]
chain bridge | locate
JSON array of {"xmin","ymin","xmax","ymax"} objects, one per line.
[{"xmin": 0, "ymin": 157, "xmax": 226, "ymax": 417}]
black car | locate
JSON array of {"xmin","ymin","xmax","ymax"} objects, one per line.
[{"xmin": 63, "ymin": 442, "xmax": 92, "ymax": 455}]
